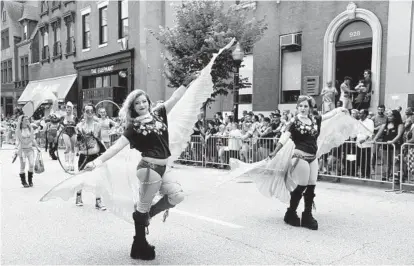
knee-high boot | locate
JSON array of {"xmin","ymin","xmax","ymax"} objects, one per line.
[
  {"xmin": 302, "ymin": 185, "xmax": 318, "ymax": 230},
  {"xmin": 20, "ymin": 173, "xmax": 29, "ymax": 188},
  {"xmin": 28, "ymin": 171, "xmax": 33, "ymax": 187},
  {"xmin": 149, "ymin": 195, "xmax": 175, "ymax": 219},
  {"xmin": 130, "ymin": 211, "xmax": 155, "ymax": 260},
  {"xmin": 284, "ymin": 185, "xmax": 307, "ymax": 227}
]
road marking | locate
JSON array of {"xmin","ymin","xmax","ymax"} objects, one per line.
[{"xmin": 170, "ymin": 209, "xmax": 244, "ymax": 229}]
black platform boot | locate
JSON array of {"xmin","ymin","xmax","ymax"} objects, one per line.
[
  {"xmin": 301, "ymin": 185, "xmax": 318, "ymax": 230},
  {"xmin": 20, "ymin": 173, "xmax": 29, "ymax": 188},
  {"xmin": 284, "ymin": 185, "xmax": 307, "ymax": 227},
  {"xmin": 149, "ymin": 195, "xmax": 175, "ymax": 219},
  {"xmin": 27, "ymin": 171, "xmax": 33, "ymax": 187},
  {"xmin": 130, "ymin": 211, "xmax": 155, "ymax": 260}
]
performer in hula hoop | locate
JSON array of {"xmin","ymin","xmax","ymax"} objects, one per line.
[
  {"xmin": 97, "ymin": 107, "xmax": 117, "ymax": 149},
  {"xmin": 75, "ymin": 103, "xmax": 107, "ymax": 210}
]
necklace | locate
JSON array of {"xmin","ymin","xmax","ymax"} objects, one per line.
[{"xmin": 135, "ymin": 113, "xmax": 153, "ymax": 123}]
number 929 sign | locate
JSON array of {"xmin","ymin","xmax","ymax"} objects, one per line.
[{"xmin": 349, "ymin": 31, "xmax": 361, "ymax": 38}]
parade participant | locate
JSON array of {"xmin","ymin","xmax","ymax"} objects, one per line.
[
  {"xmin": 45, "ymin": 114, "xmax": 61, "ymax": 160},
  {"xmin": 15, "ymin": 115, "xmax": 41, "ymax": 187},
  {"xmin": 61, "ymin": 102, "xmax": 78, "ymax": 171},
  {"xmin": 75, "ymin": 103, "xmax": 107, "ymax": 209},
  {"xmin": 228, "ymin": 95, "xmax": 371, "ymax": 231},
  {"xmin": 267, "ymin": 96, "xmax": 347, "ymax": 230},
  {"xmin": 97, "ymin": 108, "xmax": 117, "ymax": 149},
  {"xmin": 82, "ymin": 77, "xmax": 195, "ymax": 259},
  {"xmin": 39, "ymin": 39, "xmax": 235, "ymax": 261}
]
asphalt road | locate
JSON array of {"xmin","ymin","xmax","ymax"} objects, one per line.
[{"xmin": 1, "ymin": 146, "xmax": 414, "ymax": 265}]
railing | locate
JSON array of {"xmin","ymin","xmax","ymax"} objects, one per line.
[
  {"xmin": 65, "ymin": 37, "xmax": 76, "ymax": 57},
  {"xmin": 82, "ymin": 87, "xmax": 127, "ymax": 103},
  {"xmin": 399, "ymin": 143, "xmax": 414, "ymax": 191},
  {"xmin": 53, "ymin": 41, "xmax": 62, "ymax": 59}
]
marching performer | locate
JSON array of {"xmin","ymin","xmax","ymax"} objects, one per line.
[
  {"xmin": 61, "ymin": 102, "xmax": 78, "ymax": 171},
  {"xmin": 15, "ymin": 115, "xmax": 41, "ymax": 187},
  {"xmin": 45, "ymin": 114, "xmax": 61, "ymax": 160},
  {"xmin": 39, "ymin": 39, "xmax": 235, "ymax": 261},
  {"xmin": 97, "ymin": 107, "xmax": 117, "ymax": 149},
  {"xmin": 75, "ymin": 103, "xmax": 107, "ymax": 210}
]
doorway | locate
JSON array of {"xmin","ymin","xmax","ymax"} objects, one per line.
[{"xmin": 335, "ymin": 45, "xmax": 372, "ymax": 91}]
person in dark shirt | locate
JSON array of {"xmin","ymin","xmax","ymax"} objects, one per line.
[
  {"xmin": 83, "ymin": 75, "xmax": 196, "ymax": 261},
  {"xmin": 269, "ymin": 95, "xmax": 348, "ymax": 230}
]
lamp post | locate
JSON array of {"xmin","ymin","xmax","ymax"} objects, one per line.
[{"xmin": 231, "ymin": 42, "xmax": 244, "ymax": 123}]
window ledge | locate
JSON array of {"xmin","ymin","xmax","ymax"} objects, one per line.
[
  {"xmin": 29, "ymin": 62, "xmax": 41, "ymax": 66},
  {"xmin": 52, "ymin": 54, "xmax": 62, "ymax": 61},
  {"xmin": 65, "ymin": 52, "xmax": 76, "ymax": 58},
  {"xmin": 40, "ymin": 10, "xmax": 49, "ymax": 18},
  {"xmin": 82, "ymin": 48, "xmax": 91, "ymax": 52},
  {"xmin": 41, "ymin": 58, "xmax": 50, "ymax": 64},
  {"xmin": 98, "ymin": 43, "xmax": 108, "ymax": 48},
  {"xmin": 51, "ymin": 4, "xmax": 61, "ymax": 12}
]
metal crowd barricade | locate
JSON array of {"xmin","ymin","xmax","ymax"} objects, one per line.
[
  {"xmin": 400, "ymin": 143, "xmax": 414, "ymax": 191},
  {"xmin": 318, "ymin": 140, "xmax": 398, "ymax": 190},
  {"xmin": 175, "ymin": 135, "xmax": 205, "ymax": 166}
]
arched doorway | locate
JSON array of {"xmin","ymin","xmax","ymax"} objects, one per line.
[
  {"xmin": 336, "ymin": 20, "xmax": 372, "ymax": 91},
  {"xmin": 323, "ymin": 2, "xmax": 382, "ymax": 110}
]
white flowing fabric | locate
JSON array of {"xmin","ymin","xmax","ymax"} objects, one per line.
[
  {"xmin": 228, "ymin": 111, "xmax": 373, "ymax": 203},
  {"xmin": 40, "ymin": 38, "xmax": 236, "ymax": 223}
]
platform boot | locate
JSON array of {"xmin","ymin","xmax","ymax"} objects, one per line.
[
  {"xmin": 130, "ymin": 211, "xmax": 155, "ymax": 260},
  {"xmin": 301, "ymin": 185, "xmax": 318, "ymax": 230}
]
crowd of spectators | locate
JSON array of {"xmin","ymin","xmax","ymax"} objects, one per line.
[{"xmin": 179, "ymin": 105, "xmax": 414, "ymax": 184}]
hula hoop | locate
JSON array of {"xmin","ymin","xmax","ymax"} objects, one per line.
[{"xmin": 95, "ymin": 100, "xmax": 121, "ymax": 112}]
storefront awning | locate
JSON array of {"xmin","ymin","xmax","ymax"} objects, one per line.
[{"xmin": 18, "ymin": 74, "xmax": 77, "ymax": 104}]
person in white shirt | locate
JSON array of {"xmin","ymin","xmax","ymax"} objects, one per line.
[{"xmin": 356, "ymin": 109, "xmax": 375, "ymax": 178}]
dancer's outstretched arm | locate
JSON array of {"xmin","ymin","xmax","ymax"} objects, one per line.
[
  {"xmin": 268, "ymin": 121, "xmax": 294, "ymax": 158},
  {"xmin": 321, "ymin": 107, "xmax": 348, "ymax": 121},
  {"xmin": 157, "ymin": 73, "xmax": 199, "ymax": 114},
  {"xmin": 84, "ymin": 135, "xmax": 130, "ymax": 170}
]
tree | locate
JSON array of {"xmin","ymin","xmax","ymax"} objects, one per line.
[{"xmin": 149, "ymin": 0, "xmax": 268, "ymax": 108}]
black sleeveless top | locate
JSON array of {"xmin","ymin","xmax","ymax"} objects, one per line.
[
  {"xmin": 288, "ymin": 115, "xmax": 322, "ymax": 155},
  {"xmin": 383, "ymin": 123, "xmax": 402, "ymax": 145},
  {"xmin": 123, "ymin": 105, "xmax": 171, "ymax": 159}
]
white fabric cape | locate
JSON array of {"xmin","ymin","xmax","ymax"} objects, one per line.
[
  {"xmin": 228, "ymin": 112, "xmax": 373, "ymax": 203},
  {"xmin": 40, "ymin": 38, "xmax": 236, "ymax": 223}
]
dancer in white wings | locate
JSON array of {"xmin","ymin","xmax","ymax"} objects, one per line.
[
  {"xmin": 228, "ymin": 95, "xmax": 372, "ymax": 230},
  {"xmin": 40, "ymin": 39, "xmax": 236, "ymax": 261}
]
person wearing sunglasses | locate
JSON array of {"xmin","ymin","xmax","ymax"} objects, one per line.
[{"xmin": 75, "ymin": 103, "xmax": 107, "ymax": 210}]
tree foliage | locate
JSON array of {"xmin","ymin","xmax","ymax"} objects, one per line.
[{"xmin": 149, "ymin": 0, "xmax": 268, "ymax": 107}]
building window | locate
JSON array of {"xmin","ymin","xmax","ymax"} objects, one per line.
[
  {"xmin": 52, "ymin": 20, "xmax": 62, "ymax": 58},
  {"xmin": 1, "ymin": 61, "xmax": 6, "ymax": 84},
  {"xmin": 65, "ymin": 16, "xmax": 75, "ymax": 55},
  {"xmin": 31, "ymin": 32, "xmax": 40, "ymax": 64},
  {"xmin": 119, "ymin": 0, "xmax": 128, "ymax": 39},
  {"xmin": 23, "ymin": 24, "xmax": 28, "ymax": 40},
  {"xmin": 41, "ymin": 1, "xmax": 49, "ymax": 15},
  {"xmin": 21, "ymin": 55, "xmax": 29, "ymax": 81},
  {"xmin": 99, "ymin": 6, "xmax": 108, "ymax": 45},
  {"xmin": 7, "ymin": 60, "xmax": 12, "ymax": 83},
  {"xmin": 82, "ymin": 13, "xmax": 91, "ymax": 49},
  {"xmin": 2, "ymin": 8, "xmax": 6, "ymax": 22},
  {"xmin": 281, "ymin": 50, "xmax": 302, "ymax": 103},
  {"xmin": 42, "ymin": 30, "xmax": 50, "ymax": 61},
  {"xmin": 1, "ymin": 29, "xmax": 10, "ymax": 50}
]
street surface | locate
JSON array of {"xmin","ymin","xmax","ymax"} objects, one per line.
[{"xmin": 1, "ymin": 145, "xmax": 414, "ymax": 265}]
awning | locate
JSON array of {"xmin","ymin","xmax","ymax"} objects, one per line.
[
  {"xmin": 18, "ymin": 74, "xmax": 77, "ymax": 103},
  {"xmin": 18, "ymin": 74, "xmax": 76, "ymax": 117}
]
